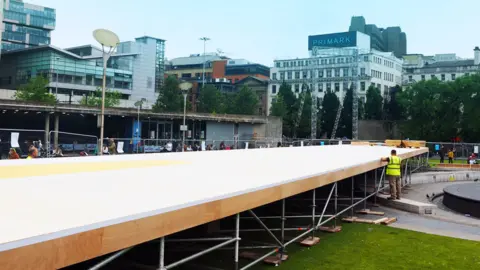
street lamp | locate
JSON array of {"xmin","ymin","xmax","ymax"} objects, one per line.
[
  {"xmin": 199, "ymin": 37, "xmax": 210, "ymax": 88},
  {"xmin": 93, "ymin": 29, "xmax": 120, "ymax": 155},
  {"xmin": 179, "ymin": 81, "xmax": 193, "ymax": 152},
  {"xmin": 134, "ymin": 98, "xmax": 147, "ymax": 153}
]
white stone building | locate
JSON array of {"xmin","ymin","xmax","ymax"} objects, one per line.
[
  {"xmin": 402, "ymin": 47, "xmax": 480, "ymax": 86},
  {"xmin": 267, "ymin": 31, "xmax": 403, "ymax": 114}
]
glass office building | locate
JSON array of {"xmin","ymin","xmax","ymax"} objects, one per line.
[
  {"xmin": 0, "ymin": 36, "xmax": 166, "ymax": 105},
  {"xmin": 1, "ymin": 0, "xmax": 56, "ymax": 52}
]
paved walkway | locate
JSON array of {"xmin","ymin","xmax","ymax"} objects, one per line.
[{"xmin": 377, "ymin": 206, "xmax": 480, "ymax": 241}]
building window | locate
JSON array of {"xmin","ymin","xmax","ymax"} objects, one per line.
[
  {"xmin": 299, "ymin": 60, "xmax": 303, "ymax": 66},
  {"xmin": 272, "ymin": 73, "xmax": 277, "ymax": 80},
  {"xmin": 421, "ymin": 75, "xmax": 425, "ymax": 81},
  {"xmin": 329, "ymin": 59, "xmax": 334, "ymax": 64},
  {"xmin": 280, "ymin": 72, "xmax": 285, "ymax": 80},
  {"xmin": 318, "ymin": 69, "xmax": 324, "ymax": 78},
  {"xmin": 361, "ymin": 82, "xmax": 366, "ymax": 91},
  {"xmin": 431, "ymin": 74, "xmax": 436, "ymax": 79},
  {"xmin": 343, "ymin": 81, "xmax": 349, "ymax": 91},
  {"xmin": 364, "ymin": 56, "xmax": 369, "ymax": 62},
  {"xmin": 319, "ymin": 97, "xmax": 323, "ymax": 104},
  {"xmin": 335, "ymin": 83, "xmax": 340, "ymax": 92},
  {"xmin": 352, "ymin": 68, "xmax": 357, "ymax": 76},
  {"xmin": 295, "ymin": 84, "xmax": 300, "ymax": 93},
  {"xmin": 408, "ymin": 75, "xmax": 413, "ymax": 82},
  {"xmin": 441, "ymin": 74, "xmax": 445, "ymax": 81},
  {"xmin": 336, "ymin": 58, "xmax": 341, "ymax": 64},
  {"xmin": 360, "ymin": 96, "xmax": 366, "ymax": 103},
  {"xmin": 287, "ymin": 72, "xmax": 292, "ymax": 80},
  {"xmin": 360, "ymin": 68, "xmax": 366, "ymax": 76},
  {"xmin": 326, "ymin": 70, "xmax": 332, "ymax": 78},
  {"xmin": 295, "ymin": 71, "xmax": 300, "ymax": 79},
  {"xmin": 451, "ymin": 74, "xmax": 456, "ymax": 80},
  {"xmin": 377, "ymin": 84, "xmax": 381, "ymax": 89},
  {"xmin": 275, "ymin": 62, "xmax": 280, "ymax": 68},
  {"xmin": 303, "ymin": 72, "xmax": 307, "ymax": 79},
  {"xmin": 335, "ymin": 69, "xmax": 340, "ymax": 77},
  {"xmin": 384, "ymin": 85, "xmax": 389, "ymax": 95},
  {"xmin": 272, "ymin": 85, "xmax": 277, "ymax": 94},
  {"xmin": 343, "ymin": 68, "xmax": 349, "ymax": 77},
  {"xmin": 327, "ymin": 83, "xmax": 331, "ymax": 91},
  {"xmin": 309, "ymin": 84, "xmax": 313, "ymax": 91},
  {"xmin": 284, "ymin": 62, "xmax": 289, "ymax": 68},
  {"xmin": 318, "ymin": 83, "xmax": 323, "ymax": 92},
  {"xmin": 321, "ymin": 59, "xmax": 326, "ymax": 65},
  {"xmin": 292, "ymin": 61, "xmax": 296, "ymax": 67}
]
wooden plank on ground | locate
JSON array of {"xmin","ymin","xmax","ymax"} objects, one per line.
[
  {"xmin": 373, "ymin": 217, "xmax": 389, "ymax": 224},
  {"xmin": 318, "ymin": 226, "xmax": 342, "ymax": 233},
  {"xmin": 300, "ymin": 236, "xmax": 320, "ymax": 247},
  {"xmin": 342, "ymin": 217, "xmax": 357, "ymax": 223},
  {"xmin": 356, "ymin": 209, "xmax": 385, "ymax": 216},
  {"xmin": 381, "ymin": 217, "xmax": 398, "ymax": 225}
]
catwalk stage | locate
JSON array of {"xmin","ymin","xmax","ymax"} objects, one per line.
[{"xmin": 0, "ymin": 145, "xmax": 427, "ymax": 270}]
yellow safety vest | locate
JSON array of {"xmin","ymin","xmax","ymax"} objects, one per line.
[{"xmin": 386, "ymin": 156, "xmax": 401, "ymax": 176}]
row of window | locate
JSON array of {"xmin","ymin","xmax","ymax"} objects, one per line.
[
  {"xmin": 272, "ymin": 68, "xmax": 364, "ymax": 80},
  {"xmin": 408, "ymin": 73, "xmax": 465, "ymax": 82},
  {"xmin": 271, "ymin": 81, "xmax": 371, "ymax": 94},
  {"xmin": 384, "ymin": 72, "xmax": 394, "ymax": 82},
  {"xmin": 274, "ymin": 56, "xmax": 368, "ymax": 68},
  {"xmin": 8, "ymin": 1, "xmax": 56, "ymax": 19}
]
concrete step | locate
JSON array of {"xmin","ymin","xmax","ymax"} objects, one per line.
[{"xmin": 376, "ymin": 193, "xmax": 436, "ymax": 215}]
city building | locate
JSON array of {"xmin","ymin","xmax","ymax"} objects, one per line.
[
  {"xmin": 166, "ymin": 54, "xmax": 270, "ymax": 115},
  {"xmin": 349, "ymin": 16, "xmax": 406, "ymax": 58},
  {"xmin": 402, "ymin": 47, "xmax": 480, "ymax": 86},
  {"xmin": 0, "ymin": 36, "xmax": 165, "ymax": 107},
  {"xmin": 224, "ymin": 59, "xmax": 270, "ymax": 83},
  {"xmin": 268, "ymin": 31, "xmax": 403, "ymax": 114},
  {"xmin": 1, "ymin": 0, "xmax": 56, "ymax": 54}
]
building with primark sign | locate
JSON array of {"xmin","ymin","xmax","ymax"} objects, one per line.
[{"xmin": 267, "ymin": 31, "xmax": 403, "ymax": 114}]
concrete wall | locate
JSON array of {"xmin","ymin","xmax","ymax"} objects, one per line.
[
  {"xmin": 358, "ymin": 120, "xmax": 399, "ymax": 140},
  {"xmin": 237, "ymin": 123, "xmax": 253, "ymax": 140}
]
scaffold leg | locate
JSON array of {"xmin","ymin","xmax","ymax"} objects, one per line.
[{"xmin": 235, "ymin": 213, "xmax": 240, "ymax": 270}]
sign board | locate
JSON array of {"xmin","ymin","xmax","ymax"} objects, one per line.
[
  {"xmin": 308, "ymin": 31, "xmax": 357, "ymax": 50},
  {"xmin": 435, "ymin": 144, "xmax": 440, "ymax": 151},
  {"xmin": 180, "ymin": 125, "xmax": 188, "ymax": 131},
  {"xmin": 10, "ymin": 132, "xmax": 19, "ymax": 148},
  {"xmin": 144, "ymin": 145, "xmax": 162, "ymax": 153},
  {"xmin": 475, "ymin": 146, "xmax": 479, "ymax": 154}
]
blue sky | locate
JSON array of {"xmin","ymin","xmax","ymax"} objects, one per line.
[{"xmin": 29, "ymin": 0, "xmax": 480, "ymax": 66}]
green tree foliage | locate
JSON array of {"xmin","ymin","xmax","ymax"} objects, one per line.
[
  {"xmin": 15, "ymin": 76, "xmax": 56, "ymax": 105},
  {"xmin": 338, "ymin": 88, "xmax": 353, "ymax": 138},
  {"xmin": 197, "ymin": 85, "xmax": 225, "ymax": 114},
  {"xmin": 80, "ymin": 87, "xmax": 121, "ymax": 107},
  {"xmin": 297, "ymin": 89, "xmax": 312, "ymax": 138},
  {"xmin": 320, "ymin": 90, "xmax": 340, "ymax": 138},
  {"xmin": 398, "ymin": 78, "xmax": 461, "ymax": 141},
  {"xmin": 365, "ymin": 86, "xmax": 383, "ymax": 120},
  {"xmin": 383, "ymin": 85, "xmax": 403, "ymax": 121},
  {"xmin": 152, "ymin": 76, "xmax": 183, "ymax": 113},
  {"xmin": 456, "ymin": 74, "xmax": 480, "ymax": 142},
  {"xmin": 231, "ymin": 85, "xmax": 259, "ymax": 115},
  {"xmin": 270, "ymin": 94, "xmax": 287, "ymax": 119},
  {"xmin": 277, "ymin": 82, "xmax": 298, "ymax": 137}
]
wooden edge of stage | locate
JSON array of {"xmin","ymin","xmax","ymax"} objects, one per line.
[{"xmin": 0, "ymin": 148, "xmax": 428, "ymax": 270}]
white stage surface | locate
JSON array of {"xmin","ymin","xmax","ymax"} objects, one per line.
[{"xmin": 0, "ymin": 145, "xmax": 427, "ymax": 270}]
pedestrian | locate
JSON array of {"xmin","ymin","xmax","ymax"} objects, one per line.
[
  {"xmin": 8, "ymin": 148, "xmax": 20, "ymax": 160},
  {"xmin": 381, "ymin": 149, "xmax": 402, "ymax": 200},
  {"xmin": 439, "ymin": 145, "xmax": 445, "ymax": 163},
  {"xmin": 448, "ymin": 149, "xmax": 454, "ymax": 164}
]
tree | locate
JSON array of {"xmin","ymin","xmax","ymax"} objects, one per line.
[
  {"xmin": 365, "ymin": 86, "xmax": 383, "ymax": 120},
  {"xmin": 383, "ymin": 85, "xmax": 403, "ymax": 121},
  {"xmin": 397, "ymin": 79, "xmax": 461, "ymax": 141},
  {"xmin": 152, "ymin": 76, "xmax": 183, "ymax": 113},
  {"xmin": 197, "ymin": 85, "xmax": 225, "ymax": 114},
  {"xmin": 297, "ymin": 89, "xmax": 312, "ymax": 138},
  {"xmin": 338, "ymin": 88, "xmax": 353, "ymax": 138},
  {"xmin": 320, "ymin": 90, "xmax": 340, "ymax": 138},
  {"xmin": 15, "ymin": 76, "xmax": 56, "ymax": 105},
  {"xmin": 232, "ymin": 85, "xmax": 259, "ymax": 115},
  {"xmin": 456, "ymin": 74, "xmax": 480, "ymax": 141},
  {"xmin": 80, "ymin": 87, "xmax": 121, "ymax": 107},
  {"xmin": 270, "ymin": 94, "xmax": 287, "ymax": 119},
  {"xmin": 277, "ymin": 82, "xmax": 297, "ymax": 137}
]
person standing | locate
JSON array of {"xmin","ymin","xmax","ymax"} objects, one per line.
[
  {"xmin": 381, "ymin": 149, "xmax": 402, "ymax": 200},
  {"xmin": 448, "ymin": 149, "xmax": 454, "ymax": 164},
  {"xmin": 439, "ymin": 145, "xmax": 445, "ymax": 163}
]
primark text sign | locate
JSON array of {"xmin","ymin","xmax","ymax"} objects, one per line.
[{"xmin": 308, "ymin": 31, "xmax": 357, "ymax": 50}]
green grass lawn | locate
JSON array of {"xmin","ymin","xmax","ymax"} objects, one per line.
[
  {"xmin": 428, "ymin": 159, "xmax": 466, "ymax": 167},
  {"xmin": 260, "ymin": 223, "xmax": 480, "ymax": 270}
]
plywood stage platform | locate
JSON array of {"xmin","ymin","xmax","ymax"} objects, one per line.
[{"xmin": 0, "ymin": 145, "xmax": 427, "ymax": 270}]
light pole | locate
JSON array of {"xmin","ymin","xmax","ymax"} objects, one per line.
[
  {"xmin": 134, "ymin": 99, "xmax": 146, "ymax": 153},
  {"xmin": 199, "ymin": 37, "xmax": 210, "ymax": 88},
  {"xmin": 93, "ymin": 29, "xmax": 119, "ymax": 155},
  {"xmin": 179, "ymin": 81, "xmax": 193, "ymax": 152}
]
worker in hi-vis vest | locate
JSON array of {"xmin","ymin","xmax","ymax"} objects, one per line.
[{"xmin": 381, "ymin": 149, "xmax": 402, "ymax": 200}]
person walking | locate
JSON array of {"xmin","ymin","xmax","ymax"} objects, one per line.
[
  {"xmin": 439, "ymin": 145, "xmax": 445, "ymax": 163},
  {"xmin": 381, "ymin": 149, "xmax": 402, "ymax": 200}
]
